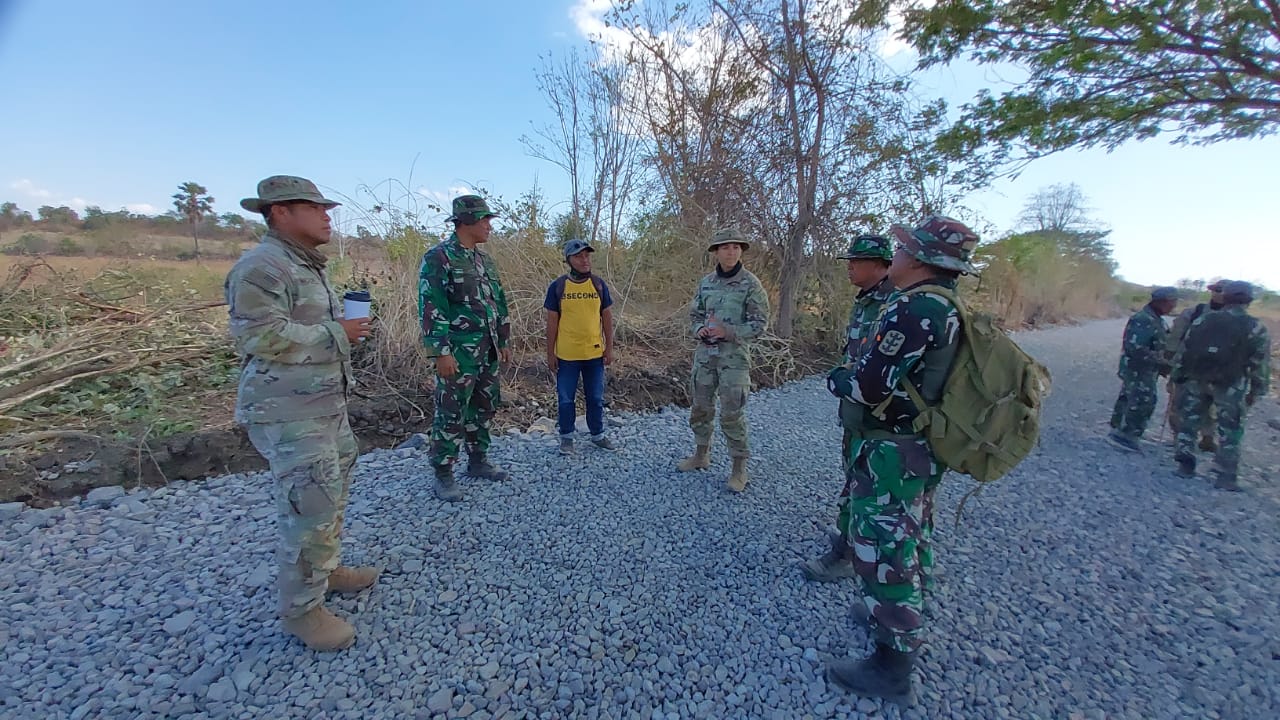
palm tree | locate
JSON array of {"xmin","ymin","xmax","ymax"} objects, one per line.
[{"xmin": 172, "ymin": 182, "xmax": 214, "ymax": 258}]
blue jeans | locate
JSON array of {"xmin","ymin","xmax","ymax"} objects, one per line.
[{"xmin": 557, "ymin": 357, "xmax": 606, "ymax": 437}]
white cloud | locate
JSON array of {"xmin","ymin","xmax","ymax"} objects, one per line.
[
  {"xmin": 9, "ymin": 179, "xmax": 53, "ymax": 199},
  {"xmin": 126, "ymin": 203, "xmax": 158, "ymax": 214},
  {"xmin": 66, "ymin": 197, "xmax": 89, "ymax": 211}
]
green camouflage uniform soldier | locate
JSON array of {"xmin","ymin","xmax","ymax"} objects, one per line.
[
  {"xmin": 823, "ymin": 215, "xmax": 979, "ymax": 704},
  {"xmin": 227, "ymin": 176, "xmax": 380, "ymax": 652},
  {"xmin": 1108, "ymin": 287, "xmax": 1178, "ymax": 452},
  {"xmin": 1172, "ymin": 281, "xmax": 1271, "ymax": 490},
  {"xmin": 800, "ymin": 233, "xmax": 893, "ymax": 583},
  {"xmin": 675, "ymin": 228, "xmax": 770, "ymax": 493},
  {"xmin": 419, "ymin": 195, "xmax": 513, "ymax": 502},
  {"xmin": 1166, "ymin": 280, "xmax": 1227, "ymax": 449}
]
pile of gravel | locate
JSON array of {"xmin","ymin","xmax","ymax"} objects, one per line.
[{"xmin": 1, "ymin": 319, "xmax": 1276, "ymax": 719}]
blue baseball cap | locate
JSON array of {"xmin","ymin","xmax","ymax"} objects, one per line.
[{"xmin": 564, "ymin": 239, "xmax": 595, "ymax": 259}]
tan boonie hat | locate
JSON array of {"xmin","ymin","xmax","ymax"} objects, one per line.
[
  {"xmin": 707, "ymin": 227, "xmax": 750, "ymax": 252},
  {"xmin": 240, "ymin": 175, "xmax": 340, "ymax": 213}
]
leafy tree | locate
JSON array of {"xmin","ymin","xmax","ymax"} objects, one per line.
[
  {"xmin": 172, "ymin": 181, "xmax": 215, "ymax": 257},
  {"xmin": 0, "ymin": 202, "xmax": 34, "ymax": 231},
  {"xmin": 37, "ymin": 205, "xmax": 80, "ymax": 226},
  {"xmin": 1015, "ymin": 183, "xmax": 1116, "ymax": 271},
  {"xmin": 901, "ymin": 0, "xmax": 1280, "ymax": 163}
]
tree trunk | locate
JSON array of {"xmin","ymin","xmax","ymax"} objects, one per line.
[{"xmin": 191, "ymin": 222, "xmax": 200, "ymax": 259}]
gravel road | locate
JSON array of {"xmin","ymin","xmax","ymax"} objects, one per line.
[{"xmin": 1, "ymin": 318, "xmax": 1277, "ymax": 719}]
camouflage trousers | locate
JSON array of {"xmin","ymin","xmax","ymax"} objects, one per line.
[
  {"xmin": 431, "ymin": 342, "xmax": 501, "ymax": 468},
  {"xmin": 1110, "ymin": 368, "xmax": 1159, "ymax": 437},
  {"xmin": 839, "ymin": 434, "xmax": 944, "ymax": 654},
  {"xmin": 1175, "ymin": 379, "xmax": 1249, "ymax": 479},
  {"xmin": 688, "ymin": 349, "xmax": 751, "ymax": 458},
  {"xmin": 246, "ymin": 413, "xmax": 357, "ymax": 620},
  {"xmin": 1168, "ymin": 380, "xmax": 1216, "ymax": 440}
]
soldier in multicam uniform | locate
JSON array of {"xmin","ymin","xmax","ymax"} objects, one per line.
[
  {"xmin": 674, "ymin": 228, "xmax": 771, "ymax": 492},
  {"xmin": 1166, "ymin": 279, "xmax": 1227, "ymax": 450},
  {"xmin": 1108, "ymin": 286, "xmax": 1178, "ymax": 452},
  {"xmin": 419, "ymin": 195, "xmax": 513, "ymax": 502},
  {"xmin": 227, "ymin": 176, "xmax": 380, "ymax": 652},
  {"xmin": 823, "ymin": 215, "xmax": 979, "ymax": 703},
  {"xmin": 799, "ymin": 233, "xmax": 893, "ymax": 583},
  {"xmin": 1171, "ymin": 280, "xmax": 1271, "ymax": 490}
]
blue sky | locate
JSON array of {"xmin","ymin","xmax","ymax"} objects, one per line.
[{"xmin": 2, "ymin": 0, "xmax": 1276, "ymax": 288}]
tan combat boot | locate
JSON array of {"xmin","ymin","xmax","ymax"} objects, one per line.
[
  {"xmin": 726, "ymin": 457, "xmax": 749, "ymax": 492},
  {"xmin": 281, "ymin": 605, "xmax": 356, "ymax": 652},
  {"xmin": 327, "ymin": 566, "xmax": 380, "ymax": 594},
  {"xmin": 676, "ymin": 445, "xmax": 711, "ymax": 472}
]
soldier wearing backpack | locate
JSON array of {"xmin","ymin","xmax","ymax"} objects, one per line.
[
  {"xmin": 1166, "ymin": 280, "xmax": 1227, "ymax": 449},
  {"xmin": 1108, "ymin": 286, "xmax": 1179, "ymax": 452},
  {"xmin": 1171, "ymin": 280, "xmax": 1271, "ymax": 490},
  {"xmin": 822, "ymin": 216, "xmax": 979, "ymax": 703},
  {"xmin": 800, "ymin": 233, "xmax": 894, "ymax": 583}
]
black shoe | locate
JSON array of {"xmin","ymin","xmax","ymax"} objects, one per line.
[
  {"xmin": 1214, "ymin": 473, "xmax": 1241, "ymax": 492},
  {"xmin": 1174, "ymin": 454, "xmax": 1196, "ymax": 478},
  {"xmin": 433, "ymin": 466, "xmax": 463, "ymax": 502},
  {"xmin": 1108, "ymin": 430, "xmax": 1142, "ymax": 453},
  {"xmin": 825, "ymin": 643, "xmax": 914, "ymax": 705},
  {"xmin": 467, "ymin": 453, "xmax": 510, "ymax": 482}
]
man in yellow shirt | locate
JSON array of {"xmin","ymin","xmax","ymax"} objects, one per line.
[{"xmin": 545, "ymin": 239, "xmax": 616, "ymax": 454}]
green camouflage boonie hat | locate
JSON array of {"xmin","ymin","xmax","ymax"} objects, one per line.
[
  {"xmin": 240, "ymin": 175, "xmax": 340, "ymax": 213},
  {"xmin": 837, "ymin": 233, "xmax": 892, "ymax": 262},
  {"xmin": 890, "ymin": 214, "xmax": 979, "ymax": 274},
  {"xmin": 448, "ymin": 194, "xmax": 500, "ymax": 223},
  {"xmin": 706, "ymin": 227, "xmax": 750, "ymax": 252}
]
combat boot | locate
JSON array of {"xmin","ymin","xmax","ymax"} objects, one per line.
[
  {"xmin": 726, "ymin": 457, "xmax": 749, "ymax": 492},
  {"xmin": 281, "ymin": 605, "xmax": 356, "ymax": 652},
  {"xmin": 799, "ymin": 530, "xmax": 857, "ymax": 583},
  {"xmin": 467, "ymin": 452, "xmax": 510, "ymax": 482},
  {"xmin": 1174, "ymin": 454, "xmax": 1196, "ymax": 478},
  {"xmin": 433, "ymin": 465, "xmax": 463, "ymax": 502},
  {"xmin": 676, "ymin": 445, "xmax": 711, "ymax": 472},
  {"xmin": 1214, "ymin": 472, "xmax": 1241, "ymax": 492},
  {"xmin": 1107, "ymin": 430, "xmax": 1142, "ymax": 453},
  {"xmin": 825, "ymin": 643, "xmax": 914, "ymax": 705},
  {"xmin": 327, "ymin": 566, "xmax": 380, "ymax": 594}
]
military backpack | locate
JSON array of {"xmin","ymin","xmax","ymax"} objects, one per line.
[
  {"xmin": 893, "ymin": 285, "xmax": 1052, "ymax": 484},
  {"xmin": 1179, "ymin": 310, "xmax": 1255, "ymax": 385}
]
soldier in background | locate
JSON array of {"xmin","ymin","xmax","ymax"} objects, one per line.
[
  {"xmin": 1108, "ymin": 286, "xmax": 1178, "ymax": 452},
  {"xmin": 1171, "ymin": 280, "xmax": 1271, "ymax": 490},
  {"xmin": 800, "ymin": 233, "xmax": 893, "ymax": 583},
  {"xmin": 228, "ymin": 176, "xmax": 379, "ymax": 652},
  {"xmin": 419, "ymin": 195, "xmax": 513, "ymax": 502},
  {"xmin": 674, "ymin": 228, "xmax": 770, "ymax": 493},
  {"xmin": 1166, "ymin": 280, "xmax": 1227, "ymax": 450}
]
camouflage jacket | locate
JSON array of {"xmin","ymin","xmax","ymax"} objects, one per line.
[
  {"xmin": 1119, "ymin": 304, "xmax": 1168, "ymax": 376},
  {"xmin": 843, "ymin": 275, "xmax": 894, "ymax": 364},
  {"xmin": 845, "ymin": 279, "xmax": 962, "ymax": 432},
  {"xmin": 1166, "ymin": 302, "xmax": 1218, "ymax": 359},
  {"xmin": 225, "ymin": 232, "xmax": 352, "ymax": 424},
  {"xmin": 689, "ymin": 264, "xmax": 770, "ymax": 366},
  {"xmin": 418, "ymin": 233, "xmax": 510, "ymax": 358},
  {"xmin": 1173, "ymin": 305, "xmax": 1272, "ymax": 395}
]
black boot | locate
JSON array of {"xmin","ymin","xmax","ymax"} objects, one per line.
[
  {"xmin": 433, "ymin": 465, "xmax": 463, "ymax": 502},
  {"xmin": 1174, "ymin": 454, "xmax": 1196, "ymax": 478},
  {"xmin": 1214, "ymin": 472, "xmax": 1241, "ymax": 492},
  {"xmin": 467, "ymin": 452, "xmax": 510, "ymax": 482},
  {"xmin": 799, "ymin": 530, "xmax": 857, "ymax": 583},
  {"xmin": 826, "ymin": 643, "xmax": 914, "ymax": 705}
]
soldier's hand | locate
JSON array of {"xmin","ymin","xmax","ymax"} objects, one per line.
[
  {"xmin": 436, "ymin": 354, "xmax": 459, "ymax": 378},
  {"xmin": 704, "ymin": 324, "xmax": 728, "ymax": 340},
  {"xmin": 547, "ymin": 354, "xmax": 558, "ymax": 374},
  {"xmin": 339, "ymin": 318, "xmax": 373, "ymax": 343},
  {"xmin": 603, "ymin": 348, "xmax": 613, "ymax": 366},
  {"xmin": 500, "ymin": 348, "xmax": 513, "ymax": 365}
]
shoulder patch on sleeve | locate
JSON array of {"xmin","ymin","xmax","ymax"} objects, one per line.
[{"xmin": 878, "ymin": 329, "xmax": 907, "ymax": 356}]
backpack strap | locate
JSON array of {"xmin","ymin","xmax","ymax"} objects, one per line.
[{"xmin": 591, "ymin": 275, "xmax": 606, "ymax": 314}]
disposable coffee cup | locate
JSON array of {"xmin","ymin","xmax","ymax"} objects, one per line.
[{"xmin": 343, "ymin": 290, "xmax": 371, "ymax": 320}]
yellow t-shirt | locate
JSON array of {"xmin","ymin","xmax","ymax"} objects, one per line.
[{"xmin": 545, "ymin": 275, "xmax": 612, "ymax": 361}]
